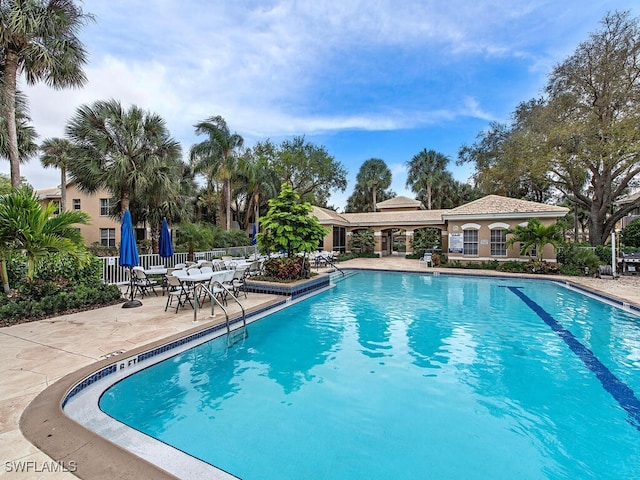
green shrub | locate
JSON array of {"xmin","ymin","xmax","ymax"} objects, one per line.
[
  {"xmin": 349, "ymin": 230, "xmax": 375, "ymax": 253},
  {"xmin": 262, "ymin": 257, "xmax": 310, "ymax": 281},
  {"xmin": 621, "ymin": 219, "xmax": 640, "ymax": 247},
  {"xmin": 337, "ymin": 252, "xmax": 379, "ymax": 261},
  {"xmin": 497, "ymin": 261, "xmax": 529, "ymax": 273},
  {"xmin": 557, "ymin": 244, "xmax": 601, "ymax": 276},
  {"xmin": 0, "ymin": 284, "xmax": 122, "ymax": 326}
]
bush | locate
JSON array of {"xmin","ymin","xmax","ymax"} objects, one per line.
[
  {"xmin": 557, "ymin": 244, "xmax": 602, "ymax": 276},
  {"xmin": 212, "ymin": 227, "xmax": 251, "ymax": 248},
  {"xmin": 621, "ymin": 219, "xmax": 640, "ymax": 247},
  {"xmin": 349, "ymin": 230, "xmax": 375, "ymax": 253},
  {"xmin": 337, "ymin": 252, "xmax": 379, "ymax": 262},
  {"xmin": 0, "ymin": 283, "xmax": 122, "ymax": 326},
  {"xmin": 497, "ymin": 261, "xmax": 529, "ymax": 273},
  {"xmin": 262, "ymin": 257, "xmax": 310, "ymax": 281}
]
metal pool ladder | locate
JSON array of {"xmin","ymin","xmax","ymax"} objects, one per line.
[{"xmin": 194, "ymin": 281, "xmax": 248, "ymax": 348}]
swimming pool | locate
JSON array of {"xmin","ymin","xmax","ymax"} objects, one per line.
[{"xmin": 97, "ymin": 271, "xmax": 640, "ymax": 479}]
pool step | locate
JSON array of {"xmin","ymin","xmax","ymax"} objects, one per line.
[
  {"xmin": 227, "ymin": 325, "xmax": 248, "ymax": 348},
  {"xmin": 330, "ymin": 270, "xmax": 358, "ymax": 284}
]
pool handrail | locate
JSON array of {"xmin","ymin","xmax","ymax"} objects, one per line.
[
  {"xmin": 317, "ymin": 254, "xmax": 345, "ymax": 276},
  {"xmin": 193, "ymin": 281, "xmax": 247, "ymax": 344}
]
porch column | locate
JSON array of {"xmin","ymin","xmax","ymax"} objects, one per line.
[
  {"xmin": 346, "ymin": 230, "xmax": 353, "ymax": 253},
  {"xmin": 374, "ymin": 230, "xmax": 383, "ymax": 257},
  {"xmin": 405, "ymin": 230, "xmax": 414, "ymax": 256}
]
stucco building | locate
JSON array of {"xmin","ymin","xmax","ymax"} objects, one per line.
[{"xmin": 313, "ymin": 195, "xmax": 569, "ymax": 262}]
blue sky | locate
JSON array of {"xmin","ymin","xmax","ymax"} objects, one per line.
[{"xmin": 5, "ymin": 0, "xmax": 637, "ymax": 211}]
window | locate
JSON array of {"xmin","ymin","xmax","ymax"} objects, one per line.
[
  {"xmin": 333, "ymin": 226, "xmax": 346, "ymax": 253},
  {"xmin": 521, "ymin": 243, "xmax": 537, "ymax": 258},
  {"xmin": 99, "ymin": 198, "xmax": 112, "ymax": 216},
  {"xmin": 73, "ymin": 199, "xmax": 81, "ymax": 210},
  {"xmin": 100, "ymin": 228, "xmax": 116, "ymax": 247},
  {"xmin": 463, "ymin": 229, "xmax": 478, "ymax": 255},
  {"xmin": 490, "ymin": 229, "xmax": 507, "ymax": 256}
]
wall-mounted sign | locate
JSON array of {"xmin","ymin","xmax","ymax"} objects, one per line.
[{"xmin": 448, "ymin": 233, "xmax": 463, "ymax": 253}]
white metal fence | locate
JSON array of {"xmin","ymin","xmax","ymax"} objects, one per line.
[{"xmin": 100, "ymin": 246, "xmax": 258, "ymax": 284}]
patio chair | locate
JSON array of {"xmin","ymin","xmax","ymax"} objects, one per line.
[
  {"xmin": 231, "ymin": 266, "xmax": 249, "ymax": 298},
  {"xmin": 132, "ymin": 267, "xmax": 158, "ymax": 297},
  {"xmin": 418, "ymin": 253, "xmax": 433, "ymax": 268},
  {"xmin": 164, "ymin": 274, "xmax": 193, "ymax": 312}
]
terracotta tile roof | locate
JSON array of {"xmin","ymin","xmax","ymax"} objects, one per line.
[
  {"xmin": 443, "ymin": 194, "xmax": 569, "ymax": 218},
  {"xmin": 376, "ymin": 196, "xmax": 424, "ymax": 210}
]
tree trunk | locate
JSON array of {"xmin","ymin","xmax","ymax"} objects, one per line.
[
  {"xmin": 372, "ymin": 184, "xmax": 377, "ymax": 211},
  {"xmin": 3, "ymin": 51, "xmax": 21, "ymax": 188},
  {"xmin": 427, "ymin": 183, "xmax": 432, "ymax": 210},
  {"xmin": 0, "ymin": 258, "xmax": 11, "ymax": 294},
  {"xmin": 121, "ymin": 189, "xmax": 130, "ymax": 214},
  {"xmin": 226, "ymin": 178, "xmax": 231, "ymax": 231},
  {"xmin": 60, "ymin": 166, "xmax": 67, "ymax": 211}
]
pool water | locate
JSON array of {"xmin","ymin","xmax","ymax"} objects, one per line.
[{"xmin": 100, "ymin": 272, "xmax": 640, "ymax": 479}]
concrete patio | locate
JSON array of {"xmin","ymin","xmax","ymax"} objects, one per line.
[{"xmin": 2, "ymin": 257, "xmax": 640, "ymax": 479}]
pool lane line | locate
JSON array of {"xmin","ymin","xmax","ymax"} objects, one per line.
[{"xmin": 506, "ymin": 286, "xmax": 640, "ymax": 431}]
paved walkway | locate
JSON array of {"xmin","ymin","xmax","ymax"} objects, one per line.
[{"xmin": 2, "ymin": 257, "xmax": 639, "ymax": 479}]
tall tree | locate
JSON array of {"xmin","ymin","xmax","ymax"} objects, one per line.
[
  {"xmin": 457, "ymin": 113, "xmax": 552, "ymax": 202},
  {"xmin": 125, "ymin": 159, "xmax": 195, "ymax": 253},
  {"xmin": 0, "ymin": 77, "xmax": 38, "ymax": 169},
  {"xmin": 40, "ymin": 137, "xmax": 74, "ymax": 211},
  {"xmin": 354, "ymin": 158, "xmax": 392, "ymax": 212},
  {"xmin": 406, "ymin": 149, "xmax": 449, "ymax": 210},
  {"xmin": 543, "ymin": 10, "xmax": 640, "ymax": 245},
  {"xmin": 0, "ymin": 0, "xmax": 92, "ymax": 188},
  {"xmin": 190, "ymin": 116, "xmax": 244, "ymax": 231},
  {"xmin": 257, "ymin": 183, "xmax": 328, "ymax": 257},
  {"xmin": 258, "ymin": 136, "xmax": 347, "ymax": 206},
  {"xmin": 65, "ymin": 99, "xmax": 182, "ymax": 219},
  {"xmin": 234, "ymin": 149, "xmax": 279, "ymax": 231},
  {"xmin": 462, "ymin": 11, "xmax": 640, "ymax": 246}
]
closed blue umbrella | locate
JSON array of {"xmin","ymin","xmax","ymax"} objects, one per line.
[
  {"xmin": 120, "ymin": 209, "xmax": 142, "ymax": 308},
  {"xmin": 251, "ymin": 223, "xmax": 257, "ymax": 246},
  {"xmin": 159, "ymin": 218, "xmax": 174, "ymax": 259}
]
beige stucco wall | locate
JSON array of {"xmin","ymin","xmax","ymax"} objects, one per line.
[
  {"xmin": 40, "ymin": 184, "xmax": 121, "ymax": 246},
  {"xmin": 445, "ymin": 217, "xmax": 558, "ymax": 262}
]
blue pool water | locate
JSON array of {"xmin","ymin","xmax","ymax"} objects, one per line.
[{"xmin": 100, "ymin": 272, "xmax": 640, "ymax": 479}]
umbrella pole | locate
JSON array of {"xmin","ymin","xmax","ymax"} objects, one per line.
[{"xmin": 122, "ymin": 266, "xmax": 143, "ymax": 308}]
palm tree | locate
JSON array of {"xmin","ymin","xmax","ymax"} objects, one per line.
[
  {"xmin": 190, "ymin": 116, "xmax": 244, "ymax": 230},
  {"xmin": 40, "ymin": 138, "xmax": 75, "ymax": 211},
  {"xmin": 406, "ymin": 149, "xmax": 450, "ymax": 210},
  {"xmin": 0, "ymin": 76, "xmax": 38, "ymax": 168},
  {"xmin": 0, "ymin": 0, "xmax": 92, "ymax": 188},
  {"xmin": 65, "ymin": 99, "xmax": 182, "ymax": 218},
  {"xmin": 236, "ymin": 151, "xmax": 279, "ymax": 231},
  {"xmin": 127, "ymin": 159, "xmax": 195, "ymax": 253},
  {"xmin": 505, "ymin": 218, "xmax": 563, "ymax": 261},
  {"xmin": 355, "ymin": 158, "xmax": 392, "ymax": 211},
  {"xmin": 0, "ymin": 186, "xmax": 89, "ymax": 292}
]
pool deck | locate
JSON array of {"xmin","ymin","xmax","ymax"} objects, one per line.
[{"xmin": 3, "ymin": 257, "xmax": 640, "ymax": 479}]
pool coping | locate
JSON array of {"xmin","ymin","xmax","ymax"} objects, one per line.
[{"xmin": 19, "ymin": 268, "xmax": 640, "ymax": 479}]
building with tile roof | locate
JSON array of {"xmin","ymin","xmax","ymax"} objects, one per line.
[{"xmin": 313, "ymin": 194, "xmax": 569, "ymax": 262}]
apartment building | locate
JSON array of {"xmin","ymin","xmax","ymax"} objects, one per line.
[{"xmin": 37, "ymin": 182, "xmax": 134, "ymax": 247}]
